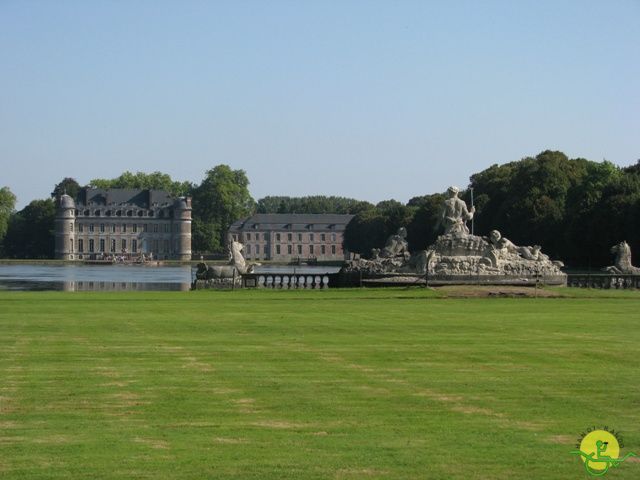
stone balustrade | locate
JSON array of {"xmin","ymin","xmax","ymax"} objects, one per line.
[
  {"xmin": 241, "ymin": 273, "xmax": 334, "ymax": 289},
  {"xmin": 567, "ymin": 274, "xmax": 640, "ymax": 289}
]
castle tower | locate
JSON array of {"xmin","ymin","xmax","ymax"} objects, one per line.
[
  {"xmin": 173, "ymin": 196, "xmax": 192, "ymax": 261},
  {"xmin": 55, "ymin": 194, "xmax": 76, "ymax": 260}
]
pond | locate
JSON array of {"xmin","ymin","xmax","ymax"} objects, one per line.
[{"xmin": 0, "ymin": 264, "xmax": 341, "ymax": 292}]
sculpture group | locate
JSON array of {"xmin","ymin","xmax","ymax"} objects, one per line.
[
  {"xmin": 194, "ymin": 240, "xmax": 258, "ymax": 287},
  {"xmin": 343, "ymin": 185, "xmax": 566, "ymax": 282},
  {"xmin": 194, "ymin": 185, "xmax": 639, "ymax": 289}
]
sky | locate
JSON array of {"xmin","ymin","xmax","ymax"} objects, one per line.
[{"xmin": 1, "ymin": 0, "xmax": 638, "ymax": 209}]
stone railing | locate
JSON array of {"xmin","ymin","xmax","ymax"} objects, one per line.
[
  {"xmin": 567, "ymin": 274, "xmax": 640, "ymax": 289},
  {"xmin": 241, "ymin": 273, "xmax": 336, "ymax": 289}
]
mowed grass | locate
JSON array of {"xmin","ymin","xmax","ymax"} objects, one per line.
[{"xmin": 1, "ymin": 288, "xmax": 639, "ymax": 479}]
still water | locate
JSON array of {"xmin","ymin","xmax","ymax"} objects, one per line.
[{"xmin": 0, "ymin": 264, "xmax": 341, "ymax": 292}]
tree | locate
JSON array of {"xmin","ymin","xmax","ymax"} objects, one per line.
[
  {"xmin": 191, "ymin": 165, "xmax": 255, "ymax": 252},
  {"xmin": 256, "ymin": 196, "xmax": 374, "ymax": 214},
  {"xmin": 343, "ymin": 208, "xmax": 387, "ymax": 257},
  {"xmin": 0, "ymin": 186, "xmax": 17, "ymax": 254},
  {"xmin": 51, "ymin": 178, "xmax": 81, "ymax": 203},
  {"xmin": 3, "ymin": 199, "xmax": 56, "ymax": 259},
  {"xmin": 406, "ymin": 193, "xmax": 446, "ymax": 250},
  {"xmin": 89, "ymin": 171, "xmax": 192, "ymax": 197}
]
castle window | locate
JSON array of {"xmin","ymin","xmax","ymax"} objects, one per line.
[
  {"xmin": 121, "ymin": 239, "xmax": 127, "ymax": 251},
  {"xmin": 116, "ymin": 210, "xmax": 122, "ymax": 216},
  {"xmin": 321, "ymin": 234, "xmax": 326, "ymax": 242},
  {"xmin": 287, "ymin": 245, "xmax": 292, "ymax": 254},
  {"xmin": 297, "ymin": 245, "xmax": 302, "ymax": 255},
  {"xmin": 153, "ymin": 224, "xmax": 158, "ymax": 233},
  {"xmin": 133, "ymin": 224, "xmax": 138, "ymax": 233},
  {"xmin": 95, "ymin": 210, "xmax": 101, "ymax": 217},
  {"xmin": 331, "ymin": 233, "xmax": 336, "ymax": 242},
  {"xmin": 105, "ymin": 210, "xmax": 111, "ymax": 216},
  {"xmin": 111, "ymin": 239, "xmax": 116, "ymax": 253},
  {"xmin": 255, "ymin": 245, "xmax": 260, "ymax": 255},
  {"xmin": 148, "ymin": 211, "xmax": 154, "ymax": 217},
  {"xmin": 246, "ymin": 233, "xmax": 251, "ymax": 241},
  {"xmin": 122, "ymin": 224, "xmax": 127, "ymax": 233},
  {"xmin": 309, "ymin": 233, "xmax": 314, "ymax": 242},
  {"xmin": 276, "ymin": 245, "xmax": 281, "ymax": 255},
  {"xmin": 79, "ymin": 224, "xmax": 84, "ymax": 233},
  {"xmin": 70, "ymin": 239, "xmax": 73, "ymax": 253},
  {"xmin": 138, "ymin": 211, "xmax": 144, "ymax": 217},
  {"xmin": 309, "ymin": 245, "xmax": 314, "ymax": 255},
  {"xmin": 263, "ymin": 233, "xmax": 268, "ymax": 241},
  {"xmin": 100, "ymin": 224, "xmax": 105, "ymax": 233},
  {"xmin": 69, "ymin": 222, "xmax": 73, "ymax": 232},
  {"xmin": 84, "ymin": 209, "xmax": 90, "ymax": 216},
  {"xmin": 126, "ymin": 210, "xmax": 133, "ymax": 217},
  {"xmin": 78, "ymin": 239, "xmax": 84, "ymax": 252},
  {"xmin": 321, "ymin": 245, "xmax": 326, "ymax": 255},
  {"xmin": 89, "ymin": 224, "xmax": 94, "ymax": 233},
  {"xmin": 111, "ymin": 224, "xmax": 116, "ymax": 233},
  {"xmin": 276, "ymin": 233, "xmax": 281, "ymax": 242},
  {"xmin": 287, "ymin": 233, "xmax": 292, "ymax": 241},
  {"xmin": 246, "ymin": 244, "xmax": 251, "ymax": 255},
  {"xmin": 132, "ymin": 239, "xmax": 138, "ymax": 253},
  {"xmin": 298, "ymin": 233, "xmax": 302, "ymax": 241},
  {"xmin": 164, "ymin": 224, "xmax": 170, "ymax": 233},
  {"xmin": 89, "ymin": 239, "xmax": 94, "ymax": 252},
  {"xmin": 331, "ymin": 245, "xmax": 336, "ymax": 255},
  {"xmin": 143, "ymin": 224, "xmax": 148, "ymax": 232},
  {"xmin": 99, "ymin": 239, "xmax": 105, "ymax": 252}
]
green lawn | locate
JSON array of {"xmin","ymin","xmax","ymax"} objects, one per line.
[{"xmin": 1, "ymin": 288, "xmax": 639, "ymax": 479}]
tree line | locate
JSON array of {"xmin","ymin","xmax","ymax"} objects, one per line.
[
  {"xmin": 344, "ymin": 151, "xmax": 640, "ymax": 268},
  {"xmin": 1, "ymin": 150, "xmax": 639, "ymax": 267}
]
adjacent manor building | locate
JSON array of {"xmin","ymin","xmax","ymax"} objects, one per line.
[
  {"xmin": 55, "ymin": 188, "xmax": 192, "ymax": 261},
  {"xmin": 228, "ymin": 213, "xmax": 355, "ymax": 262}
]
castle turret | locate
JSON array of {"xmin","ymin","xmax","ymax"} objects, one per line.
[
  {"xmin": 55, "ymin": 194, "xmax": 76, "ymax": 260},
  {"xmin": 173, "ymin": 196, "xmax": 192, "ymax": 261}
]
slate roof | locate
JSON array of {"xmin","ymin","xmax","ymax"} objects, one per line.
[
  {"xmin": 229, "ymin": 213, "xmax": 355, "ymax": 232},
  {"xmin": 76, "ymin": 188, "xmax": 173, "ymax": 208}
]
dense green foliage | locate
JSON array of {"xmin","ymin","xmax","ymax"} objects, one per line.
[
  {"xmin": 50, "ymin": 177, "xmax": 81, "ymax": 201},
  {"xmin": 257, "ymin": 195, "xmax": 373, "ymax": 214},
  {"xmin": 2, "ymin": 199, "xmax": 55, "ymax": 258},
  {"xmin": 469, "ymin": 151, "xmax": 639, "ymax": 266},
  {"xmin": 1, "ymin": 289, "xmax": 639, "ymax": 479},
  {"xmin": 191, "ymin": 165, "xmax": 255, "ymax": 252},
  {"xmin": 89, "ymin": 171, "xmax": 193, "ymax": 197},
  {"xmin": 3, "ymin": 150, "xmax": 640, "ymax": 263},
  {"xmin": 345, "ymin": 151, "xmax": 640, "ymax": 268},
  {"xmin": 0, "ymin": 186, "xmax": 16, "ymax": 254}
]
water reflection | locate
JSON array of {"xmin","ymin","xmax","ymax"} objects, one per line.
[
  {"xmin": 0, "ymin": 279, "xmax": 190, "ymax": 292},
  {"xmin": 0, "ymin": 264, "xmax": 193, "ymax": 292},
  {"xmin": 0, "ymin": 264, "xmax": 341, "ymax": 292}
]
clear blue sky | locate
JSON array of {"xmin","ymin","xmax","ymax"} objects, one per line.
[{"xmin": 1, "ymin": 0, "xmax": 638, "ymax": 209}]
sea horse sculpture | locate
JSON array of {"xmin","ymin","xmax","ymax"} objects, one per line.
[
  {"xmin": 603, "ymin": 241, "xmax": 640, "ymax": 274},
  {"xmin": 195, "ymin": 241, "xmax": 258, "ymax": 281}
]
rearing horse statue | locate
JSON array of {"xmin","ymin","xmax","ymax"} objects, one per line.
[
  {"xmin": 603, "ymin": 241, "xmax": 640, "ymax": 274},
  {"xmin": 195, "ymin": 241, "xmax": 258, "ymax": 282}
]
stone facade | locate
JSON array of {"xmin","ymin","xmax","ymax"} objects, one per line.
[
  {"xmin": 228, "ymin": 213, "xmax": 354, "ymax": 262},
  {"xmin": 55, "ymin": 188, "xmax": 192, "ymax": 261}
]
